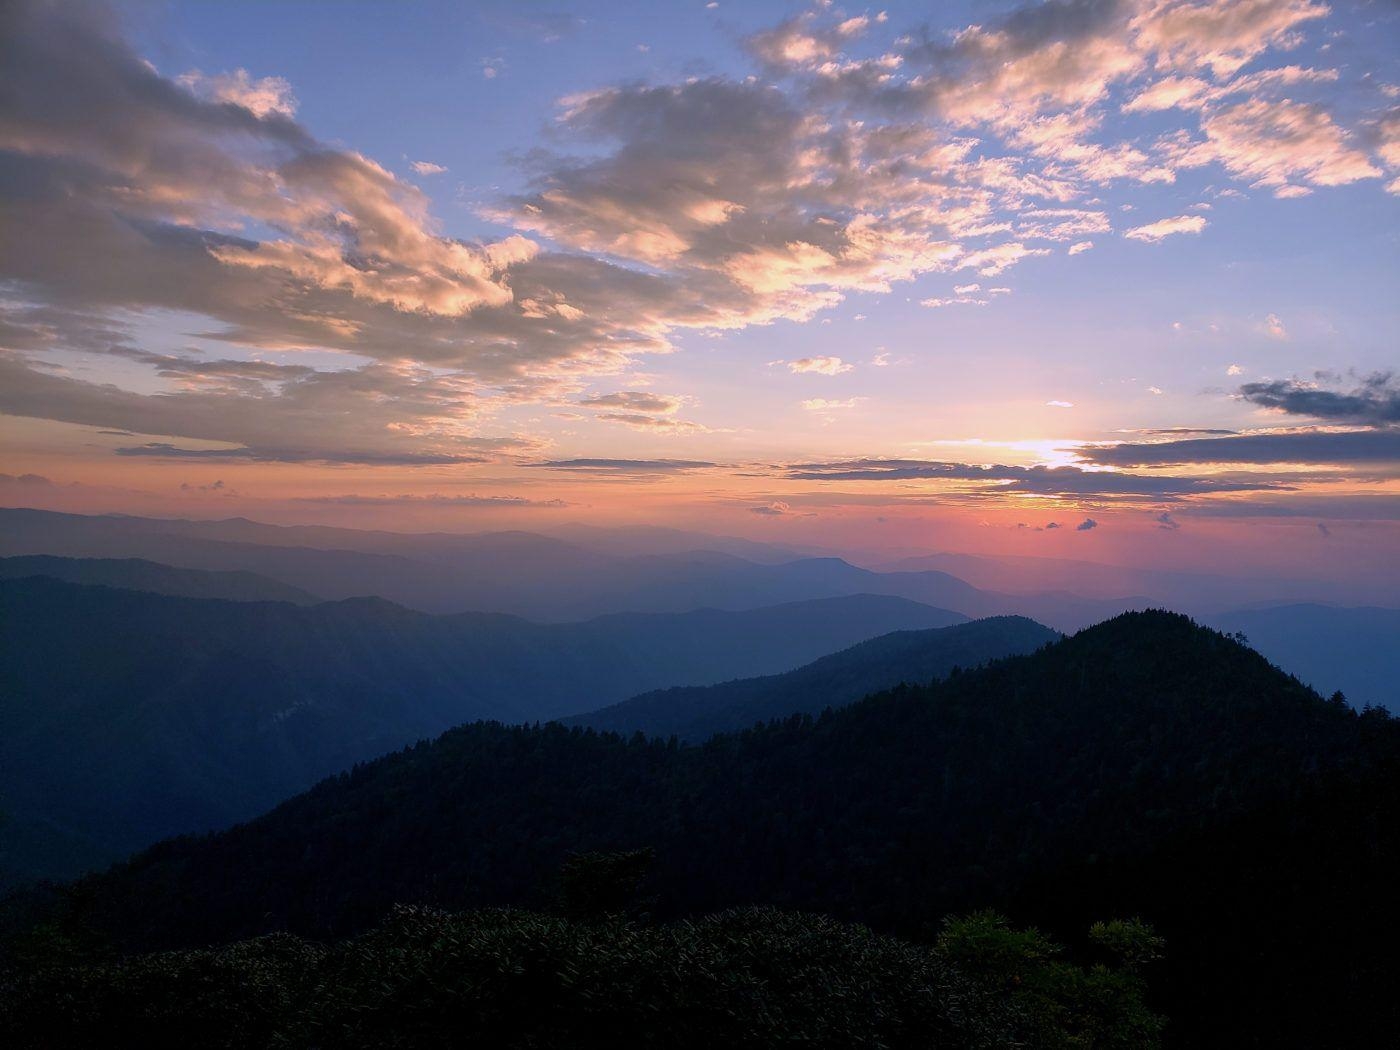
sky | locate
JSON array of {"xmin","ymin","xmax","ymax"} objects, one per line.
[{"xmin": 1, "ymin": 0, "xmax": 1398, "ymax": 580}]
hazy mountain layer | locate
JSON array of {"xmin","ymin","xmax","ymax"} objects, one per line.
[
  {"xmin": 0, "ymin": 578, "xmax": 962, "ymax": 884},
  {"xmin": 566, "ymin": 616, "xmax": 1059, "ymax": 741},
  {"xmin": 0, "ymin": 508, "xmax": 1140, "ymax": 629},
  {"xmin": 0, "ymin": 555, "xmax": 319, "ymax": 604}
]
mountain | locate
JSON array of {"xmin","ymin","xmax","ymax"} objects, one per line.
[
  {"xmin": 1207, "ymin": 603, "xmax": 1400, "ymax": 711},
  {"xmin": 37, "ymin": 611, "xmax": 1398, "ymax": 1046},
  {"xmin": 0, "ymin": 507, "xmax": 1138, "ymax": 628},
  {"xmin": 0, "ymin": 555, "xmax": 318, "ymax": 604},
  {"xmin": 541, "ymin": 521, "xmax": 825, "ymax": 563},
  {"xmin": 0, "ymin": 578, "xmax": 962, "ymax": 884},
  {"xmin": 565, "ymin": 616, "xmax": 1059, "ymax": 741}
]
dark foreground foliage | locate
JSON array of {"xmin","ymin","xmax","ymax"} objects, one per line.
[{"xmin": 0, "ymin": 905, "xmax": 1162, "ymax": 1050}]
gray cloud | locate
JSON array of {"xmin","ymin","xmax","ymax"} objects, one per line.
[
  {"xmin": 1237, "ymin": 372, "xmax": 1400, "ymax": 425},
  {"xmin": 1076, "ymin": 517, "xmax": 1098, "ymax": 530},
  {"xmin": 577, "ymin": 391, "xmax": 683, "ymax": 414},
  {"xmin": 294, "ymin": 493, "xmax": 568, "ymax": 507},
  {"xmin": 1080, "ymin": 430, "xmax": 1400, "ymax": 467},
  {"xmin": 784, "ymin": 458, "xmax": 1284, "ymax": 496},
  {"xmin": 0, "ymin": 352, "xmax": 528, "ymax": 465},
  {"xmin": 528, "ymin": 458, "xmax": 716, "ymax": 474},
  {"xmin": 114, "ymin": 443, "xmax": 490, "ymax": 466},
  {"xmin": 0, "ymin": 471, "xmax": 52, "ymax": 487}
]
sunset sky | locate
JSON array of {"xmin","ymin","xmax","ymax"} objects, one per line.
[{"xmin": 2, "ymin": 0, "xmax": 1397, "ymax": 576}]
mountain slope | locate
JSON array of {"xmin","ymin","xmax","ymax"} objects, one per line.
[
  {"xmin": 0, "ymin": 555, "xmax": 318, "ymax": 604},
  {"xmin": 44, "ymin": 612, "xmax": 1398, "ymax": 1045},
  {"xmin": 565, "ymin": 616, "xmax": 1058, "ymax": 741},
  {"xmin": 0, "ymin": 578, "xmax": 962, "ymax": 884}
]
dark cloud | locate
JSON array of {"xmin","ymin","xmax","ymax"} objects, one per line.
[
  {"xmin": 1076, "ymin": 518, "xmax": 1098, "ymax": 531},
  {"xmin": 115, "ymin": 443, "xmax": 490, "ymax": 466},
  {"xmin": 294, "ymin": 493, "xmax": 568, "ymax": 508},
  {"xmin": 1237, "ymin": 373, "xmax": 1400, "ymax": 424},
  {"xmin": 1156, "ymin": 511, "xmax": 1180, "ymax": 530},
  {"xmin": 528, "ymin": 458, "xmax": 716, "ymax": 474},
  {"xmin": 749, "ymin": 502, "xmax": 792, "ymax": 516},
  {"xmin": 0, "ymin": 471, "xmax": 52, "ymax": 487},
  {"xmin": 578, "ymin": 391, "xmax": 683, "ymax": 413},
  {"xmin": 1137, "ymin": 427, "xmax": 1239, "ymax": 436},
  {"xmin": 1080, "ymin": 430, "xmax": 1400, "ymax": 467},
  {"xmin": 0, "ymin": 353, "xmax": 528, "ymax": 465},
  {"xmin": 784, "ymin": 458, "xmax": 1284, "ymax": 496}
]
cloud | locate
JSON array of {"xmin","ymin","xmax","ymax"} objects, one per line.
[
  {"xmin": 295, "ymin": 493, "xmax": 567, "ymax": 507},
  {"xmin": 1044, "ymin": 522, "xmax": 1062, "ymax": 530},
  {"xmin": 1, "ymin": 0, "xmax": 1394, "ymax": 473},
  {"xmin": 1080, "ymin": 430, "xmax": 1400, "ymax": 466},
  {"xmin": 1124, "ymin": 214, "xmax": 1208, "ymax": 242},
  {"xmin": 574, "ymin": 392, "xmax": 705, "ymax": 431},
  {"xmin": 749, "ymin": 501, "xmax": 792, "ymax": 516},
  {"xmin": 786, "ymin": 356, "xmax": 852, "ymax": 375},
  {"xmin": 527, "ymin": 458, "xmax": 717, "ymax": 475},
  {"xmin": 1068, "ymin": 240, "xmax": 1094, "ymax": 255},
  {"xmin": 783, "ymin": 458, "xmax": 1284, "ymax": 497},
  {"xmin": 1156, "ymin": 511, "xmax": 1180, "ymax": 530},
  {"xmin": 114, "ymin": 443, "xmax": 490, "ymax": 466},
  {"xmin": 1237, "ymin": 373, "xmax": 1400, "ymax": 425},
  {"xmin": 1163, "ymin": 98, "xmax": 1381, "ymax": 197},
  {"xmin": 410, "ymin": 160, "xmax": 448, "ymax": 176},
  {"xmin": 595, "ymin": 412, "xmax": 708, "ymax": 432},
  {"xmin": 177, "ymin": 68, "xmax": 297, "ymax": 118},
  {"xmin": 578, "ymin": 391, "xmax": 685, "ymax": 414},
  {"xmin": 1263, "ymin": 313, "xmax": 1287, "ymax": 339},
  {"xmin": 0, "ymin": 351, "xmax": 540, "ymax": 465},
  {"xmin": 801, "ymin": 398, "xmax": 861, "ymax": 411},
  {"xmin": 1076, "ymin": 517, "xmax": 1098, "ymax": 530},
  {"xmin": 957, "ymin": 243, "xmax": 1051, "ymax": 276},
  {"xmin": 1316, "ymin": 521, "xmax": 1331, "ymax": 538},
  {"xmin": 1046, "ymin": 400, "xmax": 1074, "ymax": 408},
  {"xmin": 1137, "ymin": 427, "xmax": 1238, "ymax": 436},
  {"xmin": 0, "ymin": 471, "xmax": 53, "ymax": 487}
]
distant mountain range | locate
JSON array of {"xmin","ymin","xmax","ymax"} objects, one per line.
[
  {"xmin": 566, "ymin": 616, "xmax": 1059, "ymax": 741},
  {"xmin": 35, "ymin": 611, "xmax": 1396, "ymax": 1048},
  {"xmin": 0, "ymin": 508, "xmax": 1143, "ymax": 629},
  {"xmin": 0, "ymin": 554, "xmax": 318, "ymax": 604},
  {"xmin": 0, "ymin": 576, "xmax": 965, "ymax": 885},
  {"xmin": 3, "ymin": 510, "xmax": 1394, "ymax": 708}
]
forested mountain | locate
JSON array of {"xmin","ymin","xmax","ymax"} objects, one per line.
[
  {"xmin": 0, "ymin": 578, "xmax": 962, "ymax": 884},
  {"xmin": 0, "ymin": 555, "xmax": 318, "ymax": 604},
  {"xmin": 566, "ymin": 616, "xmax": 1058, "ymax": 741},
  {"xmin": 30, "ymin": 612, "xmax": 1397, "ymax": 1046}
]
